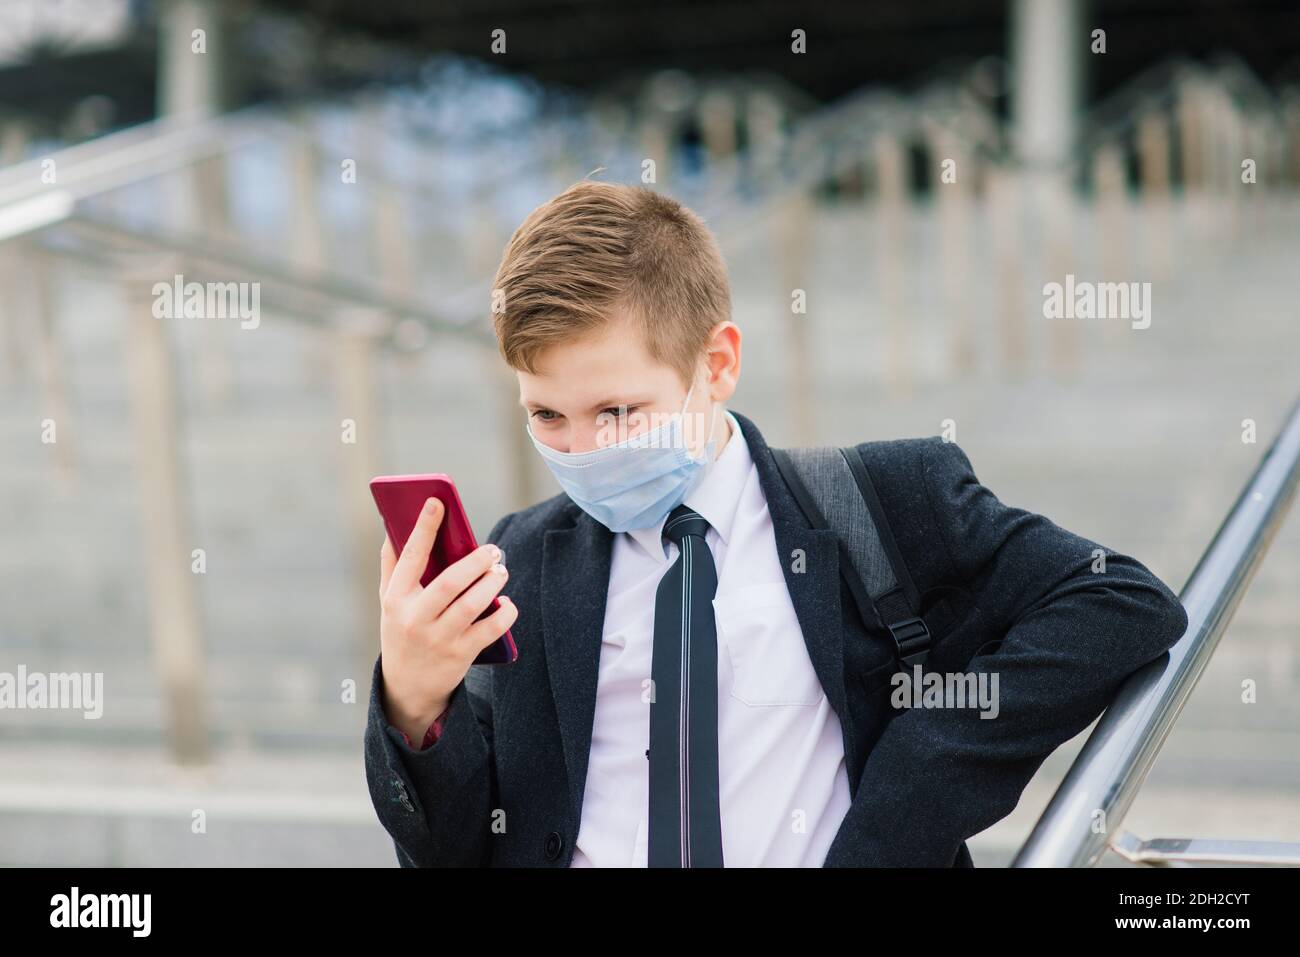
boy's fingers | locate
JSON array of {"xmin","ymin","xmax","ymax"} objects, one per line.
[
  {"xmin": 413, "ymin": 542, "xmax": 502, "ymax": 621},
  {"xmin": 441, "ymin": 560, "xmax": 508, "ymax": 633},
  {"xmin": 379, "ymin": 535, "xmax": 397, "ymax": 599},
  {"xmin": 390, "ymin": 497, "xmax": 443, "ymax": 594},
  {"xmin": 462, "ymin": 596, "xmax": 518, "ymax": 653}
]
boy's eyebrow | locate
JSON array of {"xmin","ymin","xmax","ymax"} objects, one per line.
[
  {"xmin": 587, "ymin": 396, "xmax": 649, "ymax": 411},
  {"xmin": 518, "ymin": 396, "xmax": 651, "ymax": 412}
]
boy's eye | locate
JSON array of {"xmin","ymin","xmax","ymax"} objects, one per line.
[{"xmin": 531, "ymin": 405, "xmax": 638, "ymax": 423}]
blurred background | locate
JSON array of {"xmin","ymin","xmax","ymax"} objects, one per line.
[{"xmin": 0, "ymin": 0, "xmax": 1297, "ymax": 866}]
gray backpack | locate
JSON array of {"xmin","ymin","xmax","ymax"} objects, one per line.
[{"xmin": 769, "ymin": 445, "xmax": 936, "ymax": 672}]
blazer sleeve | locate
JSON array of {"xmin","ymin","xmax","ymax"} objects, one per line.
[
  {"xmin": 363, "ymin": 511, "xmax": 515, "ymax": 867},
  {"xmin": 824, "ymin": 438, "xmax": 1188, "ymax": 867}
]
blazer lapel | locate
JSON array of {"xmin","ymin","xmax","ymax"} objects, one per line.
[
  {"xmin": 732, "ymin": 411, "xmax": 852, "ymax": 737},
  {"xmin": 541, "ymin": 506, "xmax": 614, "ymax": 818}
]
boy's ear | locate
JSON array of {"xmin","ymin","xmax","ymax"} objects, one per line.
[{"xmin": 705, "ymin": 321, "xmax": 741, "ymax": 399}]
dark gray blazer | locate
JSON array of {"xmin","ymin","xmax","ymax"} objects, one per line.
[{"xmin": 363, "ymin": 410, "xmax": 1187, "ymax": 867}]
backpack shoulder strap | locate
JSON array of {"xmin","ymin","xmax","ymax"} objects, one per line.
[{"xmin": 770, "ymin": 444, "xmax": 932, "ymax": 669}]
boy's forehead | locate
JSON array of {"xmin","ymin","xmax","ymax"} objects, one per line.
[
  {"xmin": 551, "ymin": 328, "xmax": 648, "ymax": 370},
  {"xmin": 518, "ymin": 322, "xmax": 678, "ymax": 405}
]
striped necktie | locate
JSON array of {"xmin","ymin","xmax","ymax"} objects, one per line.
[{"xmin": 647, "ymin": 503, "xmax": 724, "ymax": 867}]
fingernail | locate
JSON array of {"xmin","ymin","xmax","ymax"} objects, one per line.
[
  {"xmin": 491, "ymin": 562, "xmax": 507, "ymax": 576},
  {"xmin": 491, "ymin": 544, "xmax": 502, "ymax": 562}
]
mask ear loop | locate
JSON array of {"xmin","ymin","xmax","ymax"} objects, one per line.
[
  {"xmin": 680, "ymin": 370, "xmax": 719, "ymax": 462},
  {"xmin": 678, "ymin": 376, "xmax": 697, "ymax": 418},
  {"xmin": 695, "ymin": 398, "xmax": 719, "ymax": 461}
]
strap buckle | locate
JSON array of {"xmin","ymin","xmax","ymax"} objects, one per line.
[{"xmin": 888, "ymin": 616, "xmax": 931, "ymax": 669}]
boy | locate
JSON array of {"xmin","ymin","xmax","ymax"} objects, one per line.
[{"xmin": 364, "ymin": 181, "xmax": 1188, "ymax": 867}]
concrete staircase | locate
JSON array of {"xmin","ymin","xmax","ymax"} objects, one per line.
[{"xmin": 2, "ymin": 179, "xmax": 1297, "ymax": 863}]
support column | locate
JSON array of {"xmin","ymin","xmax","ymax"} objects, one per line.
[
  {"xmin": 1010, "ymin": 0, "xmax": 1084, "ymax": 379},
  {"xmin": 157, "ymin": 0, "xmax": 233, "ymax": 121},
  {"xmin": 1010, "ymin": 0, "xmax": 1083, "ymax": 174}
]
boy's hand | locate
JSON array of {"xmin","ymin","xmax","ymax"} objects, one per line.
[{"xmin": 378, "ymin": 497, "xmax": 516, "ymax": 746}]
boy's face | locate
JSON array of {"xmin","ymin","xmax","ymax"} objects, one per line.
[{"xmin": 518, "ymin": 307, "xmax": 739, "ymax": 457}]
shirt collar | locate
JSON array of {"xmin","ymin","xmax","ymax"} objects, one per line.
[{"xmin": 626, "ymin": 409, "xmax": 748, "ymax": 562}]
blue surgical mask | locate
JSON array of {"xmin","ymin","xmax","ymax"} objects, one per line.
[{"xmin": 526, "ymin": 380, "xmax": 719, "ymax": 532}]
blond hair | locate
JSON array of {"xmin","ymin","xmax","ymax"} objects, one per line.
[{"xmin": 490, "ymin": 181, "xmax": 731, "ymax": 385}]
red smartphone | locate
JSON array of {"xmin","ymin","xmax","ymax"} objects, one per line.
[{"xmin": 370, "ymin": 473, "xmax": 518, "ymax": 665}]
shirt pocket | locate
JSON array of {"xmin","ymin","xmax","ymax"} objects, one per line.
[{"xmin": 712, "ymin": 582, "xmax": 824, "ymax": 707}]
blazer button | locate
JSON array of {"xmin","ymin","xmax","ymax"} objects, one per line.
[
  {"xmin": 393, "ymin": 779, "xmax": 415, "ymax": 813},
  {"xmin": 544, "ymin": 831, "xmax": 564, "ymax": 861}
]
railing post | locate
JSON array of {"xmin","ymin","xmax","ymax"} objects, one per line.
[
  {"xmin": 927, "ymin": 122, "xmax": 975, "ymax": 376},
  {"xmin": 638, "ymin": 110, "xmax": 674, "ymax": 189},
  {"xmin": 872, "ymin": 130, "xmax": 911, "ymax": 399},
  {"xmin": 987, "ymin": 167, "xmax": 1028, "ymax": 377},
  {"xmin": 1284, "ymin": 92, "xmax": 1300, "ymax": 189},
  {"xmin": 28, "ymin": 242, "xmax": 77, "ymax": 485},
  {"xmin": 288, "ymin": 112, "xmax": 335, "ymax": 387},
  {"xmin": 289, "ymin": 111, "xmax": 327, "ymax": 276},
  {"xmin": 773, "ymin": 185, "xmax": 816, "ymax": 444},
  {"xmin": 358, "ymin": 96, "xmax": 417, "ymax": 306},
  {"xmin": 158, "ymin": 0, "xmax": 236, "ymax": 411},
  {"xmin": 1034, "ymin": 168, "xmax": 1080, "ymax": 382},
  {"xmin": 0, "ymin": 120, "xmax": 31, "ymax": 384},
  {"xmin": 193, "ymin": 149, "xmax": 235, "ymax": 407},
  {"xmin": 123, "ymin": 256, "xmax": 210, "ymax": 765},
  {"xmin": 744, "ymin": 88, "xmax": 786, "ymax": 195},
  {"xmin": 335, "ymin": 317, "xmax": 386, "ymax": 679},
  {"xmin": 1209, "ymin": 87, "xmax": 1241, "ymax": 241},
  {"xmin": 472, "ymin": 201, "xmax": 538, "ymax": 511},
  {"xmin": 1137, "ymin": 107, "xmax": 1174, "ymax": 280},
  {"xmin": 490, "ymin": 354, "xmax": 535, "ymax": 512},
  {"xmin": 698, "ymin": 86, "xmax": 739, "ymax": 199},
  {"xmin": 1092, "ymin": 141, "xmax": 1130, "ymax": 349},
  {"xmin": 1177, "ymin": 72, "xmax": 1217, "ymax": 238},
  {"xmin": 0, "ymin": 241, "xmax": 24, "ymax": 385}
]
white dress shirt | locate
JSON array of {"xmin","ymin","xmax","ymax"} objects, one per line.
[{"xmin": 570, "ymin": 409, "xmax": 853, "ymax": 867}]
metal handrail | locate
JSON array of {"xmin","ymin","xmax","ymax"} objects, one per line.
[
  {"xmin": 1112, "ymin": 831, "xmax": 1300, "ymax": 866},
  {"xmin": 1013, "ymin": 397, "xmax": 1300, "ymax": 867},
  {"xmin": 54, "ymin": 210, "xmax": 492, "ymax": 345},
  {"xmin": 0, "ymin": 107, "xmax": 285, "ymax": 209},
  {"xmin": 0, "ymin": 104, "xmax": 505, "ymax": 341}
]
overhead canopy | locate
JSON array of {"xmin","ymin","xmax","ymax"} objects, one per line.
[{"xmin": 0, "ymin": 0, "xmax": 1297, "ymax": 137}]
